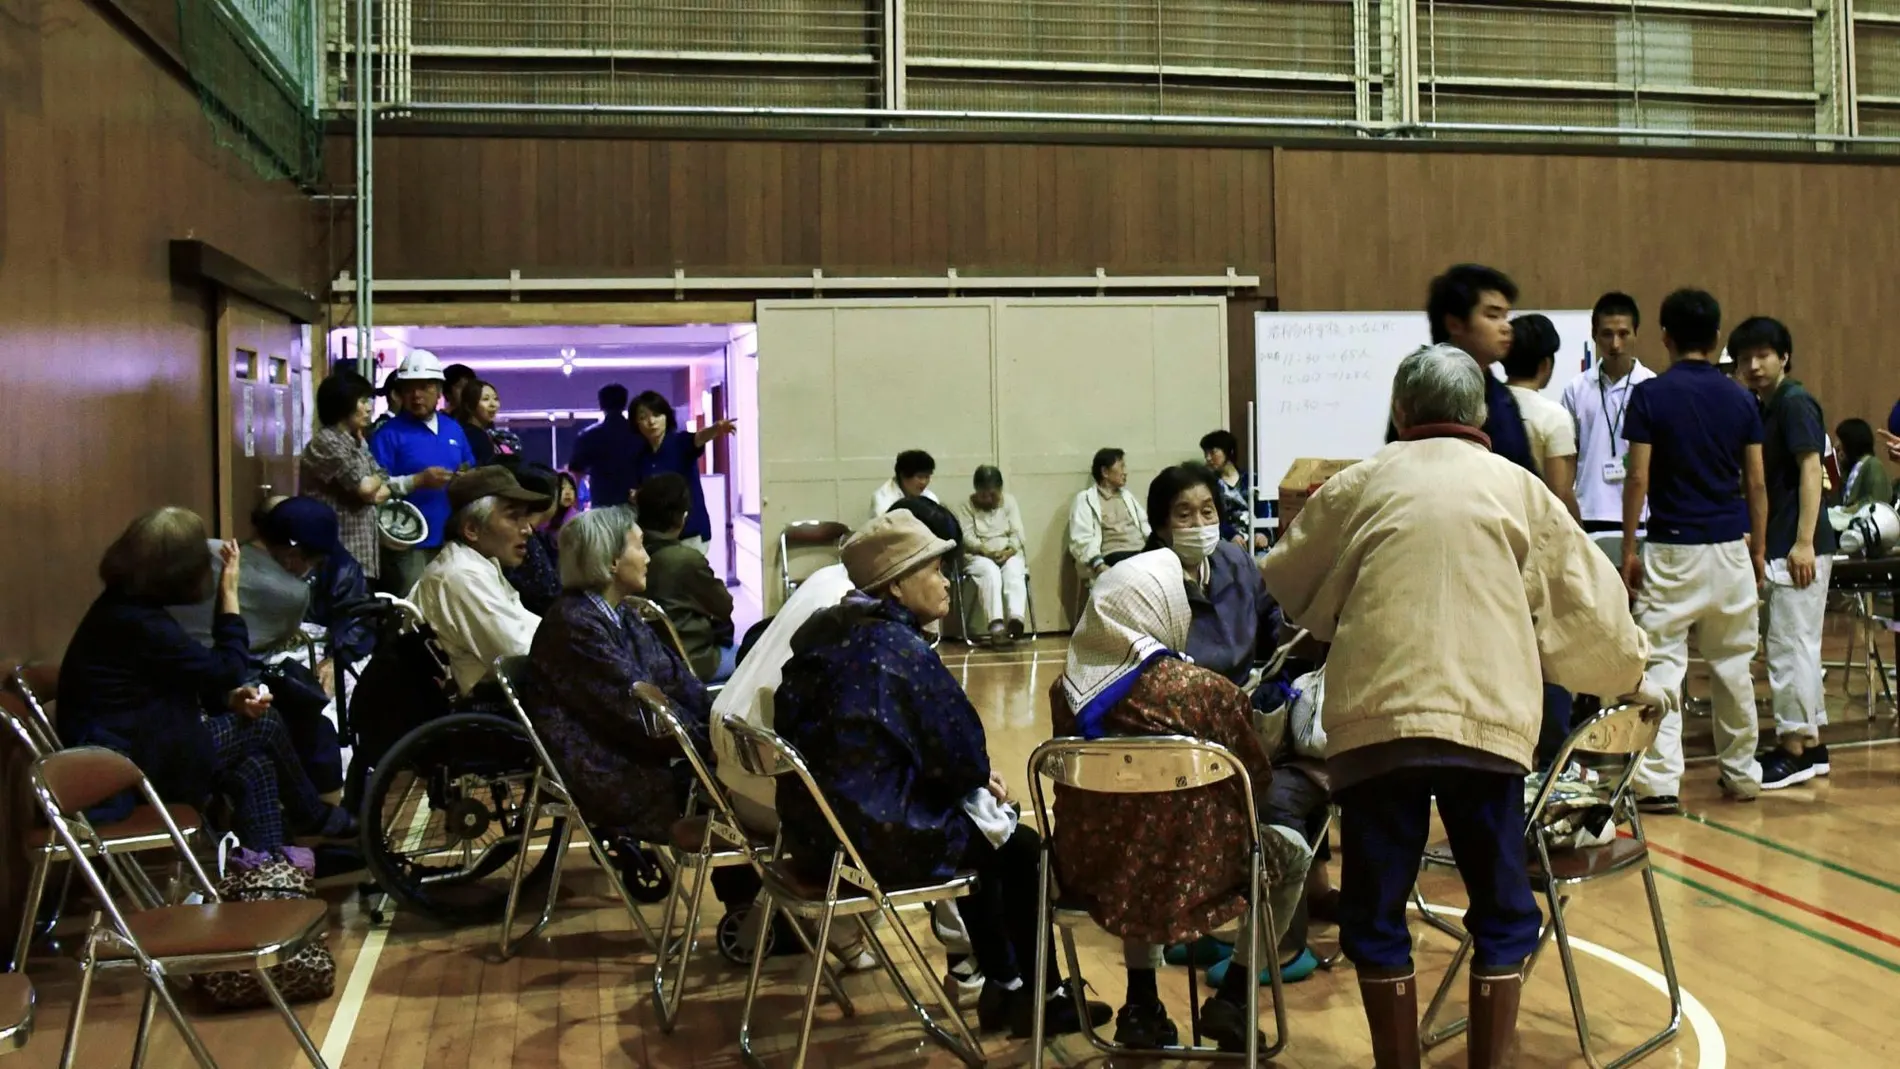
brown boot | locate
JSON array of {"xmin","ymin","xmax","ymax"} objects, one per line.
[
  {"xmin": 1358, "ymin": 971, "xmax": 1421, "ymax": 1069},
  {"xmin": 1467, "ymin": 969, "xmax": 1522, "ymax": 1068}
]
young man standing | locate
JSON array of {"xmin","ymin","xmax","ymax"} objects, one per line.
[
  {"xmin": 1421, "ymin": 264, "xmax": 1536, "ymax": 473},
  {"xmin": 1501, "ymin": 313, "xmax": 1582, "ymax": 521},
  {"xmin": 1733, "ymin": 317, "xmax": 1836, "ymax": 789},
  {"xmin": 1563, "ymin": 292, "xmax": 1656, "ymax": 535},
  {"xmin": 1622, "ymin": 289, "xmax": 1768, "ymax": 811}
]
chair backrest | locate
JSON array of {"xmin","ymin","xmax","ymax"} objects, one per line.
[
  {"xmin": 631, "ymin": 683, "xmax": 755, "ymax": 853},
  {"xmin": 492, "ymin": 654, "xmax": 579, "ymax": 796},
  {"xmin": 720, "ymin": 696, "xmax": 796, "ymax": 780},
  {"xmin": 718, "ymin": 709, "xmax": 886, "ymax": 886},
  {"xmin": 622, "ymin": 596, "xmax": 694, "ymax": 667},
  {"xmin": 4, "ymin": 664, "xmax": 59, "ymax": 752},
  {"xmin": 778, "ymin": 521, "xmax": 853, "ymax": 592},
  {"xmin": 1027, "ymin": 735, "xmax": 1262, "ymax": 849},
  {"xmin": 0, "ymin": 692, "xmax": 46, "ymax": 759},
  {"xmin": 1526, "ymin": 700, "xmax": 1663, "ymax": 828}
]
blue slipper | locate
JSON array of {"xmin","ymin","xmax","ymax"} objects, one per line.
[
  {"xmin": 1163, "ymin": 935, "xmax": 1235, "ymax": 967},
  {"xmin": 1206, "ymin": 947, "xmax": 1321, "ymax": 986}
]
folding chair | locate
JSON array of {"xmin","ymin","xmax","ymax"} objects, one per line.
[
  {"xmin": 28, "ymin": 748, "xmax": 330, "ymax": 1069},
  {"xmin": 2, "ymin": 690, "xmax": 200, "ymax": 973},
  {"xmin": 3, "ymin": 665, "xmax": 59, "ymax": 754},
  {"xmin": 491, "ymin": 655, "xmax": 668, "ymax": 960},
  {"xmin": 723, "ymin": 709, "xmax": 984, "ymax": 1069},
  {"xmin": 777, "ymin": 521, "xmax": 853, "ymax": 604},
  {"xmin": 0, "ymin": 974, "xmax": 30, "ymax": 1054},
  {"xmin": 950, "ymin": 554, "xmax": 1039, "ymax": 646},
  {"xmin": 1417, "ymin": 701, "xmax": 1681, "ymax": 1069},
  {"xmin": 1027, "ymin": 735, "xmax": 1288, "ymax": 1068},
  {"xmin": 635, "ymin": 685, "xmax": 850, "ymax": 1032}
]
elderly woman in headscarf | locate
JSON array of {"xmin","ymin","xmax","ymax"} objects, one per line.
[
  {"xmin": 1261, "ymin": 343, "xmax": 1665, "ymax": 1069},
  {"xmin": 1049, "ymin": 550, "xmax": 1313, "ymax": 1053},
  {"xmin": 773, "ymin": 510, "xmax": 1109, "ymax": 1039}
]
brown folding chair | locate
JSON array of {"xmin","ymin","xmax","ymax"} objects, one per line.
[
  {"xmin": 777, "ymin": 521, "xmax": 853, "ymax": 604},
  {"xmin": 1, "ymin": 691, "xmax": 201, "ymax": 973},
  {"xmin": 2, "ymin": 664, "xmax": 59, "ymax": 755},
  {"xmin": 0, "ymin": 974, "xmax": 30, "ymax": 1054},
  {"xmin": 28, "ymin": 748, "xmax": 330, "ymax": 1068}
]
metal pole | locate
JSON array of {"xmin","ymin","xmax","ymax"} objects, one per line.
[{"xmin": 354, "ymin": 0, "xmax": 374, "ymax": 383}]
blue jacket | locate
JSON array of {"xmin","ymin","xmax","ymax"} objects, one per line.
[
  {"xmin": 1186, "ymin": 541, "xmax": 1277, "ymax": 686},
  {"xmin": 631, "ymin": 430, "xmax": 713, "ymax": 543},
  {"xmin": 59, "ymin": 591, "xmax": 250, "ymax": 811},
  {"xmin": 569, "ymin": 415, "xmax": 642, "ymax": 511},
  {"xmin": 370, "ymin": 412, "xmax": 476, "ymax": 547},
  {"xmin": 307, "ymin": 549, "xmax": 375, "ymax": 667},
  {"xmin": 774, "ymin": 594, "xmax": 991, "ymax": 884}
]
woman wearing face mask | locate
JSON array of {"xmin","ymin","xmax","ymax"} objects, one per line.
[{"xmin": 1144, "ymin": 465, "xmax": 1277, "ymax": 690}]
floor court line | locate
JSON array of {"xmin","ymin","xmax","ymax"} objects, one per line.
[
  {"xmin": 1680, "ymin": 810, "xmax": 1900, "ymax": 895},
  {"xmin": 1651, "ymin": 866, "xmax": 1900, "ymax": 977},
  {"xmin": 1638, "ymin": 838, "xmax": 1900, "ymax": 952}
]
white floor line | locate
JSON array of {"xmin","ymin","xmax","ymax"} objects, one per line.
[
  {"xmin": 1415, "ymin": 902, "xmax": 1724, "ymax": 1069},
  {"xmin": 319, "ymin": 793, "xmax": 433, "ymax": 1064}
]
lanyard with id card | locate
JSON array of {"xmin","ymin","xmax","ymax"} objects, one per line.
[{"xmin": 1598, "ymin": 373, "xmax": 1634, "ymax": 485}]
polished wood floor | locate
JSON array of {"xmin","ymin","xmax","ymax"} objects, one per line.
[{"xmin": 7, "ymin": 634, "xmax": 1899, "ymax": 1068}]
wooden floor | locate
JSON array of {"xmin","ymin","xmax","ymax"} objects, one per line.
[{"xmin": 8, "ymin": 637, "xmax": 1900, "ymax": 1068}]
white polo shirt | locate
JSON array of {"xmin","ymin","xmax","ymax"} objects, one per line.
[{"xmin": 1561, "ymin": 361, "xmax": 1657, "ymax": 527}]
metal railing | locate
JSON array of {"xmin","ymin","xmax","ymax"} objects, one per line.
[{"xmin": 320, "ymin": 0, "xmax": 1900, "ymax": 152}]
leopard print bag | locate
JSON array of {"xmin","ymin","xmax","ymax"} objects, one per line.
[{"xmin": 197, "ymin": 855, "xmax": 336, "ymax": 1009}]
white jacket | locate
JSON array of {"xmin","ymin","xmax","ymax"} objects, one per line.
[
  {"xmin": 870, "ymin": 480, "xmax": 939, "ymax": 523},
  {"xmin": 1067, "ymin": 485, "xmax": 1151, "ymax": 569}
]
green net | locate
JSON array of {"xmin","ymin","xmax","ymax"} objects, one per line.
[{"xmin": 176, "ymin": 0, "xmax": 323, "ymax": 186}]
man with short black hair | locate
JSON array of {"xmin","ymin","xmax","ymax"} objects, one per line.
[
  {"xmin": 1501, "ymin": 313, "xmax": 1581, "ymax": 522},
  {"xmin": 1622, "ymin": 288, "xmax": 1768, "ymax": 811},
  {"xmin": 870, "ymin": 450, "xmax": 939, "ymax": 519},
  {"xmin": 1563, "ymin": 292, "xmax": 1655, "ymax": 535},
  {"xmin": 1409, "ymin": 264, "xmax": 1538, "ymax": 475},
  {"xmin": 1733, "ymin": 316, "xmax": 1836, "ymax": 789},
  {"xmin": 570, "ymin": 383, "xmax": 640, "ymax": 511}
]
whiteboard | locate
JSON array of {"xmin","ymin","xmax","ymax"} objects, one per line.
[{"xmin": 1253, "ymin": 309, "xmax": 1594, "ymax": 515}]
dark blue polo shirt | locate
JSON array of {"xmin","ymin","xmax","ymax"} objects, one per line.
[
  {"xmin": 1186, "ymin": 541, "xmax": 1275, "ymax": 686},
  {"xmin": 1759, "ymin": 378, "xmax": 1837, "ymax": 560},
  {"xmin": 1623, "ymin": 359, "xmax": 1763, "ymax": 545},
  {"xmin": 370, "ymin": 412, "xmax": 477, "ymax": 548},
  {"xmin": 569, "ymin": 414, "xmax": 642, "ymax": 510},
  {"xmin": 632, "ymin": 430, "xmax": 712, "ymax": 542}
]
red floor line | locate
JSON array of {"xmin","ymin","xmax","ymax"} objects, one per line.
[{"xmin": 1631, "ymin": 833, "xmax": 1900, "ymax": 951}]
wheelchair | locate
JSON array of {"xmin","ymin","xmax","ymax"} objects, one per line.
[{"xmin": 340, "ymin": 595, "xmax": 567, "ymax": 927}]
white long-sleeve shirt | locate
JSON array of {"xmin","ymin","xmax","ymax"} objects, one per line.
[
  {"xmin": 869, "ymin": 479, "xmax": 939, "ymax": 522},
  {"xmin": 412, "ymin": 541, "xmax": 541, "ymax": 695}
]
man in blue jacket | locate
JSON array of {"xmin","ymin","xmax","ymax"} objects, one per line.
[{"xmin": 370, "ymin": 349, "xmax": 469, "ymax": 594}]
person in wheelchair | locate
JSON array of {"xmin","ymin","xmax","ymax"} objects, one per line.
[
  {"xmin": 1051, "ymin": 550, "xmax": 1313, "ymax": 1053},
  {"xmin": 524, "ymin": 506, "xmax": 734, "ymax": 897},
  {"xmin": 411, "ymin": 465, "xmax": 551, "ymax": 698},
  {"xmin": 774, "ymin": 510, "xmax": 1111, "ymax": 1039},
  {"xmin": 61, "ymin": 507, "xmax": 355, "ymax": 852},
  {"xmin": 1260, "ymin": 344, "xmax": 1665, "ymax": 1069}
]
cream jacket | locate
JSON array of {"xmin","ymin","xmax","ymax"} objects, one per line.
[
  {"xmin": 412, "ymin": 541, "xmax": 542, "ymax": 695},
  {"xmin": 1066, "ymin": 485, "xmax": 1151, "ymax": 569},
  {"xmin": 1259, "ymin": 435, "xmax": 1648, "ymax": 771}
]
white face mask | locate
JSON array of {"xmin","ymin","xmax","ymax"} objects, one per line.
[{"xmin": 1171, "ymin": 524, "xmax": 1220, "ymax": 569}]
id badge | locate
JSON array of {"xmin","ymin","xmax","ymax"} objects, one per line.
[{"xmin": 1603, "ymin": 459, "xmax": 1626, "ymax": 485}]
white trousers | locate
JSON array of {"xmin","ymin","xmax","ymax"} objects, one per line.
[
  {"xmin": 1633, "ymin": 540, "xmax": 1762, "ymax": 797},
  {"xmin": 964, "ymin": 555, "xmax": 1028, "ymax": 627},
  {"xmin": 1762, "ymin": 554, "xmax": 1833, "ymax": 741}
]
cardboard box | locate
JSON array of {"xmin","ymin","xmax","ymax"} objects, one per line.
[{"xmin": 1278, "ymin": 458, "xmax": 1359, "ymax": 533}]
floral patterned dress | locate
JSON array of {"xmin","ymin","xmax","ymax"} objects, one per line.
[{"xmin": 1049, "ymin": 657, "xmax": 1278, "ymax": 945}]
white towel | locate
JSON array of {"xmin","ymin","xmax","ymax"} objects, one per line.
[{"xmin": 961, "ymin": 789, "xmax": 1019, "ymax": 848}]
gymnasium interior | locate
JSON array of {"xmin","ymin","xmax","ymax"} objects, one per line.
[{"xmin": 2, "ymin": 1, "xmax": 1898, "ymax": 1067}]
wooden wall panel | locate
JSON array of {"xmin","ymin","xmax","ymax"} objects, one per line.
[
  {"xmin": 0, "ymin": 0, "xmax": 318, "ymax": 659},
  {"xmin": 1272, "ymin": 148, "xmax": 1900, "ymax": 437},
  {"xmin": 328, "ymin": 136, "xmax": 1277, "ymax": 281}
]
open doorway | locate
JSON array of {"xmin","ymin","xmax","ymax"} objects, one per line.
[{"xmin": 326, "ymin": 321, "xmax": 764, "ymax": 630}]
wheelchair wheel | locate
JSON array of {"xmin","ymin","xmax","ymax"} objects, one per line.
[
  {"xmin": 360, "ymin": 713, "xmax": 565, "ymax": 927},
  {"xmin": 715, "ymin": 904, "xmax": 775, "ymax": 966}
]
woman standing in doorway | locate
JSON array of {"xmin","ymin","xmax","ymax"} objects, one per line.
[
  {"xmin": 628, "ymin": 390, "xmax": 737, "ymax": 555},
  {"xmin": 452, "ymin": 379, "xmax": 522, "ymax": 464}
]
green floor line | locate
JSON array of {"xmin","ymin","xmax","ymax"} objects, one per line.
[
  {"xmin": 1653, "ymin": 866, "xmax": 1900, "ymax": 976},
  {"xmin": 1680, "ymin": 810, "xmax": 1900, "ymax": 896}
]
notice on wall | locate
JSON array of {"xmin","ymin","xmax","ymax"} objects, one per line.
[
  {"xmin": 272, "ymin": 389, "xmax": 287, "ymax": 456},
  {"xmin": 241, "ymin": 383, "xmax": 256, "ymax": 458}
]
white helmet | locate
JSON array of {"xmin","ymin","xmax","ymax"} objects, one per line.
[
  {"xmin": 1840, "ymin": 501, "xmax": 1900, "ymax": 559},
  {"xmin": 388, "ymin": 348, "xmax": 446, "ymax": 383}
]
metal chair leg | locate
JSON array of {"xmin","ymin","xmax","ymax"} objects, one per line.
[
  {"xmin": 653, "ymin": 847, "xmax": 715, "ymax": 1033},
  {"xmin": 129, "ymin": 983, "xmax": 160, "ymax": 1069},
  {"xmin": 57, "ymin": 930, "xmax": 102, "ymax": 1069},
  {"xmin": 860, "ymin": 902, "xmax": 983, "ymax": 1068},
  {"xmin": 787, "ymin": 897, "xmax": 840, "ymax": 1069},
  {"xmin": 258, "ymin": 967, "xmax": 333, "ymax": 1068},
  {"xmin": 494, "ymin": 779, "xmax": 550, "ymax": 961},
  {"xmin": 9, "ymin": 853, "xmax": 50, "ymax": 971},
  {"xmin": 736, "ymin": 896, "xmax": 780, "ymax": 1069},
  {"xmin": 1030, "ymin": 849, "xmax": 1054, "ymax": 1069}
]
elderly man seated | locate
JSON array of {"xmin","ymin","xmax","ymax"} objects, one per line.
[
  {"xmin": 412, "ymin": 465, "xmax": 552, "ymax": 697},
  {"xmin": 950, "ymin": 465, "xmax": 1031, "ymax": 646},
  {"xmin": 1260, "ymin": 344, "xmax": 1667, "ymax": 1069}
]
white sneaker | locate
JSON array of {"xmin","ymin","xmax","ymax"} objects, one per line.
[{"xmin": 944, "ymin": 958, "xmax": 985, "ymax": 1007}]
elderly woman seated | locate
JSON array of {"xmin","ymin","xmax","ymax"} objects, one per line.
[
  {"xmin": 774, "ymin": 511, "xmax": 1109, "ymax": 1037},
  {"xmin": 1261, "ymin": 344, "xmax": 1665, "ymax": 1069},
  {"xmin": 949, "ymin": 465, "xmax": 1031, "ymax": 646},
  {"xmin": 1051, "ymin": 550, "xmax": 1313, "ymax": 1052},
  {"xmin": 412, "ymin": 465, "xmax": 552, "ymax": 697},
  {"xmin": 59, "ymin": 508, "xmax": 355, "ymax": 852},
  {"xmin": 524, "ymin": 507, "xmax": 719, "ymax": 883}
]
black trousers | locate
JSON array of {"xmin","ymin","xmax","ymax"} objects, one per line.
[{"xmin": 956, "ymin": 824, "xmax": 1058, "ymax": 990}]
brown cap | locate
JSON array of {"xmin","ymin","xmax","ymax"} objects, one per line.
[
  {"xmin": 841, "ymin": 511, "xmax": 956, "ymax": 591},
  {"xmin": 447, "ymin": 465, "xmax": 554, "ymax": 513}
]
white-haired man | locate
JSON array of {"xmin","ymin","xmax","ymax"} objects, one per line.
[
  {"xmin": 412, "ymin": 465, "xmax": 552, "ymax": 696},
  {"xmin": 1260, "ymin": 343, "xmax": 1667, "ymax": 1069}
]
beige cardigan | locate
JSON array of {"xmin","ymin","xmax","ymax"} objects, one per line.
[{"xmin": 1258, "ymin": 434, "xmax": 1648, "ymax": 771}]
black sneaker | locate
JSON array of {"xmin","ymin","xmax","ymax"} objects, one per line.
[
  {"xmin": 975, "ymin": 980, "xmax": 1020, "ymax": 1034},
  {"xmin": 998, "ymin": 981, "xmax": 1112, "ymax": 1039},
  {"xmin": 1760, "ymin": 747, "xmax": 1817, "ymax": 791},
  {"xmin": 1807, "ymin": 744, "xmax": 1832, "ymax": 777},
  {"xmin": 1113, "ymin": 999, "xmax": 1179, "ymax": 1050},
  {"xmin": 1636, "ymin": 795, "xmax": 1683, "ymax": 815},
  {"xmin": 1196, "ymin": 996, "xmax": 1265, "ymax": 1054}
]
